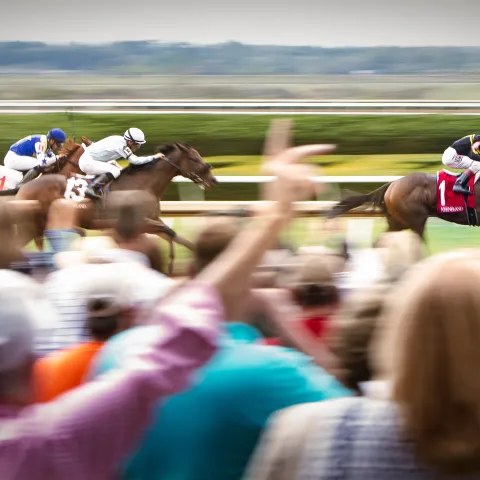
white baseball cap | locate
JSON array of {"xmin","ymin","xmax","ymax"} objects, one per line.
[{"xmin": 0, "ymin": 270, "xmax": 58, "ymax": 372}]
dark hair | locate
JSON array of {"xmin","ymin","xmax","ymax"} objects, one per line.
[
  {"xmin": 292, "ymin": 283, "xmax": 339, "ymax": 308},
  {"xmin": 86, "ymin": 298, "xmax": 122, "ymax": 342}
]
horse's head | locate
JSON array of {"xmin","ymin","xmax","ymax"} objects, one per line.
[
  {"xmin": 43, "ymin": 138, "xmax": 83, "ymax": 174},
  {"xmin": 159, "ymin": 143, "xmax": 217, "ymax": 190}
]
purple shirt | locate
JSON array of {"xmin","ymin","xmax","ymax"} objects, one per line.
[{"xmin": 0, "ymin": 283, "xmax": 221, "ymax": 480}]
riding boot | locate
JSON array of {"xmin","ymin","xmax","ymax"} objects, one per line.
[
  {"xmin": 17, "ymin": 165, "xmax": 43, "ymax": 187},
  {"xmin": 84, "ymin": 172, "xmax": 115, "ymax": 200},
  {"xmin": 453, "ymin": 169, "xmax": 474, "ymax": 196}
]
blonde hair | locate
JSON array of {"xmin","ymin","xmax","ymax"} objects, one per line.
[
  {"xmin": 376, "ymin": 252, "xmax": 480, "ymax": 474},
  {"xmin": 376, "ymin": 230, "xmax": 425, "ymax": 282}
]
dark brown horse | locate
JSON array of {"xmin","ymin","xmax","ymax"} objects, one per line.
[
  {"xmin": 327, "ymin": 172, "xmax": 479, "ymax": 239},
  {"xmin": 4, "ymin": 142, "xmax": 217, "ymax": 268}
]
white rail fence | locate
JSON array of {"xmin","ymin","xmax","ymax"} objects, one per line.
[
  {"xmin": 2, "ymin": 100, "xmax": 480, "ymax": 115},
  {"xmin": 172, "ymin": 175, "xmax": 401, "ymax": 184},
  {"xmin": 163, "ymin": 176, "xmax": 398, "ymax": 217}
]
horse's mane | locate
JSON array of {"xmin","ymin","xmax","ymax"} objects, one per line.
[
  {"xmin": 121, "ymin": 143, "xmax": 191, "ymax": 176},
  {"xmin": 58, "ymin": 138, "xmax": 82, "ymax": 157}
]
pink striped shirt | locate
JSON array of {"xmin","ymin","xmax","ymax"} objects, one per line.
[{"xmin": 0, "ymin": 282, "xmax": 221, "ymax": 480}]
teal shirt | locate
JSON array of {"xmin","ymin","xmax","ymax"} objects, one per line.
[{"xmin": 92, "ymin": 323, "xmax": 351, "ymax": 480}]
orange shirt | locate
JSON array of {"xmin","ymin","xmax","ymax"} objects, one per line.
[{"xmin": 34, "ymin": 342, "xmax": 104, "ymax": 402}]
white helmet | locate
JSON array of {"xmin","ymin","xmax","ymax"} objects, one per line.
[{"xmin": 124, "ymin": 127, "xmax": 146, "ymax": 145}]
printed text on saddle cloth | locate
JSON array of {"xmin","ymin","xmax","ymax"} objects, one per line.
[{"xmin": 437, "ymin": 170, "xmax": 476, "ymax": 213}]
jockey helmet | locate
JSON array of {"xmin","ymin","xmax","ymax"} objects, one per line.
[
  {"xmin": 124, "ymin": 128, "xmax": 146, "ymax": 145},
  {"xmin": 47, "ymin": 128, "xmax": 67, "ymax": 143}
]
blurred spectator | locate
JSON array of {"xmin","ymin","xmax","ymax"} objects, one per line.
[
  {"xmin": 105, "ymin": 191, "xmax": 165, "ymax": 273},
  {"xmin": 39, "ymin": 236, "xmax": 173, "ymax": 356},
  {"xmin": 90, "ymin": 141, "xmax": 350, "ymax": 480},
  {"xmin": 328, "ymin": 285, "xmax": 387, "ymax": 394},
  {"xmin": 0, "ymin": 268, "xmax": 219, "ymax": 478},
  {"xmin": 375, "ymin": 230, "xmax": 426, "ymax": 283},
  {"xmin": 328, "ymin": 230, "xmax": 425, "ymax": 393},
  {"xmin": 34, "ymin": 266, "xmax": 136, "ymax": 402},
  {"xmin": 245, "ymin": 252, "xmax": 480, "ymax": 480},
  {"xmin": 279, "ymin": 254, "xmax": 340, "ymax": 342}
]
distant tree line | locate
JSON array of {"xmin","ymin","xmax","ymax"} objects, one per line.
[{"xmin": 1, "ymin": 41, "xmax": 480, "ymax": 74}]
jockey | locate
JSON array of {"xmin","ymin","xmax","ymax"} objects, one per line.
[
  {"xmin": 4, "ymin": 128, "xmax": 67, "ymax": 186},
  {"xmin": 78, "ymin": 128, "xmax": 164, "ymax": 198},
  {"xmin": 442, "ymin": 134, "xmax": 480, "ymax": 196}
]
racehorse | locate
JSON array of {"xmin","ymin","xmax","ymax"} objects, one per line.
[
  {"xmin": 327, "ymin": 171, "xmax": 480, "ymax": 239},
  {"xmin": 2, "ymin": 142, "xmax": 217, "ymax": 271}
]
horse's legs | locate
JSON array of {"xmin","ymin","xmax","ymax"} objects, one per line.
[
  {"xmin": 385, "ymin": 211, "xmax": 407, "ymax": 233},
  {"xmin": 384, "ymin": 181, "xmax": 430, "ymax": 242}
]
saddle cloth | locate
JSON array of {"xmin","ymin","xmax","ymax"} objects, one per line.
[{"xmin": 436, "ymin": 169, "xmax": 477, "ymax": 214}]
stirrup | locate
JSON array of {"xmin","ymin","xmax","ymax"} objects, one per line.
[
  {"xmin": 453, "ymin": 179, "xmax": 472, "ymax": 196},
  {"xmin": 453, "ymin": 186, "xmax": 472, "ymax": 196},
  {"xmin": 84, "ymin": 185, "xmax": 103, "ymax": 200}
]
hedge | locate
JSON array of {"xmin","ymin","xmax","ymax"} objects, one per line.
[{"xmin": 0, "ymin": 113, "xmax": 474, "ymax": 159}]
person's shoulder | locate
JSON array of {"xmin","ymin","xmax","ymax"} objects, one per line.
[{"xmin": 230, "ymin": 343, "xmax": 349, "ymax": 396}]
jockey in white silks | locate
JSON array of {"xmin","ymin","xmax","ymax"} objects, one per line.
[
  {"xmin": 78, "ymin": 127, "xmax": 164, "ymax": 198},
  {"xmin": 3, "ymin": 128, "xmax": 67, "ymax": 186}
]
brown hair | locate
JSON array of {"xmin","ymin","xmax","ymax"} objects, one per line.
[
  {"xmin": 328, "ymin": 285, "xmax": 388, "ymax": 393},
  {"xmin": 376, "ymin": 253, "xmax": 480, "ymax": 474},
  {"xmin": 193, "ymin": 218, "xmax": 241, "ymax": 273}
]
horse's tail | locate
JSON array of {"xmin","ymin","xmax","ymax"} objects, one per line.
[
  {"xmin": 327, "ymin": 182, "xmax": 391, "ymax": 219},
  {"xmin": 0, "ymin": 187, "xmax": 19, "ymax": 196}
]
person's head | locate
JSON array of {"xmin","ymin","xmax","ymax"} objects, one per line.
[
  {"xmin": 328, "ymin": 285, "xmax": 388, "ymax": 393},
  {"xmin": 375, "ymin": 230, "xmax": 425, "ymax": 283},
  {"xmin": 0, "ymin": 271, "xmax": 58, "ymax": 406},
  {"xmin": 375, "ymin": 252, "xmax": 480, "ymax": 475},
  {"xmin": 105, "ymin": 190, "xmax": 157, "ymax": 241},
  {"xmin": 191, "ymin": 218, "xmax": 241, "ymax": 275},
  {"xmin": 83, "ymin": 266, "xmax": 136, "ymax": 342},
  {"xmin": 46, "ymin": 128, "xmax": 67, "ymax": 151},
  {"xmin": 280, "ymin": 254, "xmax": 340, "ymax": 313},
  {"xmin": 124, "ymin": 127, "xmax": 146, "ymax": 153}
]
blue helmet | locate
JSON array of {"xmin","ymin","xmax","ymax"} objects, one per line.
[{"xmin": 47, "ymin": 128, "xmax": 67, "ymax": 143}]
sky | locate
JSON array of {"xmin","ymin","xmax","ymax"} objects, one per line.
[{"xmin": 2, "ymin": 0, "xmax": 479, "ymax": 47}]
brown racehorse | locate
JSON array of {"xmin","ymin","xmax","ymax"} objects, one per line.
[
  {"xmin": 2, "ymin": 142, "xmax": 217, "ymax": 271},
  {"xmin": 327, "ymin": 171, "xmax": 478, "ymax": 239}
]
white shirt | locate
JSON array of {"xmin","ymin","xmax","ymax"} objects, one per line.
[
  {"xmin": 37, "ymin": 261, "xmax": 174, "ymax": 355},
  {"xmin": 85, "ymin": 135, "xmax": 156, "ymax": 166},
  {"xmin": 85, "ymin": 135, "xmax": 130, "ymax": 163}
]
